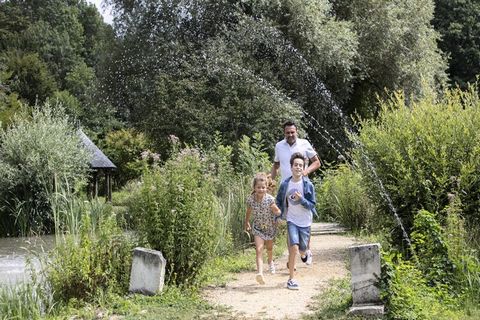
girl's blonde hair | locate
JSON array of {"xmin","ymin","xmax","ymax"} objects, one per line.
[{"xmin": 251, "ymin": 172, "xmax": 276, "ymax": 195}]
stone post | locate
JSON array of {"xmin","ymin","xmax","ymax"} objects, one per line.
[
  {"xmin": 348, "ymin": 243, "xmax": 384, "ymax": 316},
  {"xmin": 129, "ymin": 247, "xmax": 166, "ymax": 295}
]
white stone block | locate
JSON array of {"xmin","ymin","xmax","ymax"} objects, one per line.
[
  {"xmin": 349, "ymin": 243, "xmax": 381, "ymax": 305},
  {"xmin": 129, "ymin": 247, "xmax": 166, "ymax": 295}
]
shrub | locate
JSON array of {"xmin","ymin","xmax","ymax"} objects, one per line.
[
  {"xmin": 131, "ymin": 147, "xmax": 219, "ymax": 286},
  {"xmin": 0, "ymin": 104, "xmax": 90, "ymax": 235},
  {"xmin": 102, "ymin": 128, "xmax": 153, "ymax": 187},
  {"xmin": 354, "ymin": 85, "xmax": 480, "ymax": 235},
  {"xmin": 381, "ymin": 253, "xmax": 458, "ymax": 320},
  {"xmin": 411, "ymin": 210, "xmax": 458, "ymax": 291},
  {"xmin": 315, "ymin": 163, "xmax": 377, "ymax": 232}
]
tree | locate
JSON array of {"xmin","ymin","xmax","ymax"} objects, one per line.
[
  {"xmin": 3, "ymin": 50, "xmax": 57, "ymax": 105},
  {"xmin": 104, "ymin": 0, "xmax": 448, "ymax": 160},
  {"xmin": 432, "ymin": 0, "xmax": 480, "ymax": 88},
  {"xmin": 333, "ymin": 0, "xmax": 448, "ymax": 117}
]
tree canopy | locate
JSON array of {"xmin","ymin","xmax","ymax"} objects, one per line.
[{"xmin": 1, "ymin": 0, "xmax": 475, "ymax": 162}]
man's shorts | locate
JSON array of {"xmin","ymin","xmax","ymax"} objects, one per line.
[{"xmin": 287, "ymin": 221, "xmax": 311, "ymax": 252}]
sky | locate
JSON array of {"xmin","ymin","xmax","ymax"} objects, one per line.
[{"xmin": 87, "ymin": 0, "xmax": 114, "ymax": 25}]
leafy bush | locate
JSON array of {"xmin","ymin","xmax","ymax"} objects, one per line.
[
  {"xmin": 102, "ymin": 128, "xmax": 153, "ymax": 187},
  {"xmin": 354, "ymin": 85, "xmax": 480, "ymax": 235},
  {"xmin": 315, "ymin": 163, "xmax": 377, "ymax": 232},
  {"xmin": 0, "ymin": 104, "xmax": 90, "ymax": 235},
  {"xmin": 111, "ymin": 180, "xmax": 143, "ymax": 229},
  {"xmin": 411, "ymin": 210, "xmax": 458, "ymax": 291},
  {"xmin": 381, "ymin": 253, "xmax": 458, "ymax": 320},
  {"xmin": 380, "ymin": 208, "xmax": 480, "ymax": 318},
  {"xmin": 131, "ymin": 147, "xmax": 219, "ymax": 286}
]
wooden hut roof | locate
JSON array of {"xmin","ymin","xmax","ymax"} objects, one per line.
[{"xmin": 78, "ymin": 129, "xmax": 116, "ymax": 170}]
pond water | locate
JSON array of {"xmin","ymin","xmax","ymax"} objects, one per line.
[{"xmin": 0, "ymin": 235, "xmax": 55, "ymax": 285}]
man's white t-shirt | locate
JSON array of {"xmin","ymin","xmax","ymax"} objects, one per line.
[
  {"xmin": 286, "ymin": 179, "xmax": 312, "ymax": 227},
  {"xmin": 274, "ymin": 138, "xmax": 317, "ymax": 182}
]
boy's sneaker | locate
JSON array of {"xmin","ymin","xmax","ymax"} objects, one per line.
[
  {"xmin": 269, "ymin": 262, "xmax": 276, "ymax": 274},
  {"xmin": 306, "ymin": 250, "xmax": 313, "ymax": 265},
  {"xmin": 256, "ymin": 273, "xmax": 265, "ymax": 285},
  {"xmin": 287, "ymin": 279, "xmax": 299, "ymax": 290},
  {"xmin": 301, "ymin": 254, "xmax": 307, "ymax": 263}
]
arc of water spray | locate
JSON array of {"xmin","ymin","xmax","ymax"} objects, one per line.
[
  {"xmin": 303, "ymin": 106, "xmax": 414, "ymax": 252},
  {"xmin": 204, "ymin": 31, "xmax": 415, "ymax": 255}
]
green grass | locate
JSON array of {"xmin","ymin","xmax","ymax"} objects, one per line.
[
  {"xmin": 42, "ymin": 237, "xmax": 288, "ymax": 319},
  {"xmin": 45, "ymin": 287, "xmax": 224, "ymax": 320}
]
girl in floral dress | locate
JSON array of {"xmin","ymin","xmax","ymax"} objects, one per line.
[{"xmin": 244, "ymin": 172, "xmax": 281, "ymax": 284}]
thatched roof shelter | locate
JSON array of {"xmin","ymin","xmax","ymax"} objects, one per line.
[{"xmin": 78, "ymin": 129, "xmax": 116, "ymax": 201}]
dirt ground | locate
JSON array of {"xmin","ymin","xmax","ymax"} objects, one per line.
[{"xmin": 203, "ymin": 232, "xmax": 358, "ymax": 319}]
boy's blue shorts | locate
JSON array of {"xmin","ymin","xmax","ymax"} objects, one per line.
[{"xmin": 287, "ymin": 221, "xmax": 311, "ymax": 252}]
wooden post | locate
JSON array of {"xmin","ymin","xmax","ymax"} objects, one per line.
[
  {"xmin": 106, "ymin": 171, "xmax": 112, "ymax": 202},
  {"xmin": 94, "ymin": 171, "xmax": 98, "ymax": 198}
]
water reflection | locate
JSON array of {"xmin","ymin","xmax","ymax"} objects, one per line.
[{"xmin": 0, "ymin": 235, "xmax": 55, "ymax": 285}]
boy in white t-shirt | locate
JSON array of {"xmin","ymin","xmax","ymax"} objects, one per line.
[{"xmin": 275, "ymin": 152, "xmax": 317, "ymax": 290}]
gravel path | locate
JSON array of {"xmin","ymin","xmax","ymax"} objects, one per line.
[{"xmin": 203, "ymin": 227, "xmax": 358, "ymax": 320}]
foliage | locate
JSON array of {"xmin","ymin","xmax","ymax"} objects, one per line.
[
  {"xmin": 0, "ymin": 0, "xmax": 117, "ymax": 136},
  {"xmin": 2, "ymin": 50, "xmax": 57, "ymax": 105},
  {"xmin": 236, "ymin": 133, "xmax": 271, "ymax": 176},
  {"xmin": 131, "ymin": 147, "xmax": 219, "ymax": 286},
  {"xmin": 0, "ymin": 281, "xmax": 50, "ymax": 320},
  {"xmin": 441, "ymin": 201, "xmax": 480, "ymax": 302},
  {"xmin": 378, "ymin": 207, "xmax": 480, "ymax": 319},
  {"xmin": 333, "ymin": 0, "xmax": 448, "ymax": 117},
  {"xmin": 0, "ymin": 104, "xmax": 91, "ymax": 236},
  {"xmin": 315, "ymin": 163, "xmax": 377, "ymax": 232},
  {"xmin": 411, "ymin": 210, "xmax": 458, "ymax": 291},
  {"xmin": 45, "ymin": 210, "xmax": 134, "ymax": 304},
  {"xmin": 203, "ymin": 132, "xmax": 236, "ymax": 196},
  {"xmin": 381, "ymin": 253, "xmax": 459, "ymax": 320},
  {"xmin": 102, "ymin": 128, "xmax": 153, "ymax": 187},
  {"xmin": 110, "ymin": 180, "xmax": 143, "ymax": 229},
  {"xmin": 354, "ymin": 85, "xmax": 480, "ymax": 235},
  {"xmin": 432, "ymin": 0, "xmax": 480, "ymax": 88}
]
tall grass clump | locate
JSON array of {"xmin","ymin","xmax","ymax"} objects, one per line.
[
  {"xmin": 0, "ymin": 281, "xmax": 51, "ymax": 320},
  {"xmin": 130, "ymin": 147, "xmax": 219, "ymax": 287},
  {"xmin": 315, "ymin": 163, "xmax": 377, "ymax": 232},
  {"xmin": 442, "ymin": 200, "xmax": 480, "ymax": 304},
  {"xmin": 0, "ymin": 103, "xmax": 90, "ymax": 236},
  {"xmin": 44, "ymin": 203, "xmax": 134, "ymax": 304}
]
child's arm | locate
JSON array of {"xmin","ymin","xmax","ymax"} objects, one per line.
[
  {"xmin": 270, "ymin": 202, "xmax": 281, "ymax": 216},
  {"xmin": 244, "ymin": 207, "xmax": 252, "ymax": 231}
]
